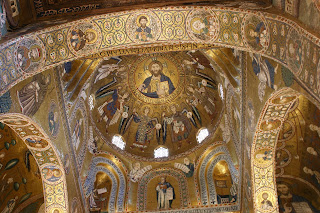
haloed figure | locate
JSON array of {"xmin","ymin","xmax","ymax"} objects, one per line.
[
  {"xmin": 135, "ymin": 16, "xmax": 152, "ymax": 41},
  {"xmin": 138, "ymin": 60, "xmax": 175, "ymax": 98},
  {"xmin": 156, "ymin": 176, "xmax": 175, "ymax": 210}
]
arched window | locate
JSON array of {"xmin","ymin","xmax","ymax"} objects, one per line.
[
  {"xmin": 154, "ymin": 146, "xmax": 169, "ymax": 158},
  {"xmin": 197, "ymin": 128, "xmax": 209, "ymax": 144},
  {"xmin": 112, "ymin": 135, "xmax": 125, "ymax": 150},
  {"xmin": 219, "ymin": 83, "xmax": 224, "ymax": 100}
]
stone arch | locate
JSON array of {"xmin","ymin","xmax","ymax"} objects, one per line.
[
  {"xmin": 251, "ymin": 87, "xmax": 300, "ymax": 212},
  {"xmin": 196, "ymin": 143, "xmax": 239, "ymax": 206},
  {"xmin": 91, "ymin": 166, "xmax": 118, "ymax": 212},
  {"xmin": 82, "ymin": 156, "xmax": 126, "ymax": 212},
  {"xmin": 0, "ymin": 113, "xmax": 69, "ymax": 212},
  {"xmin": 0, "ymin": 6, "xmax": 319, "ymax": 105},
  {"xmin": 137, "ymin": 168, "xmax": 189, "ymax": 211},
  {"xmin": 207, "ymin": 155, "xmax": 238, "ymax": 204}
]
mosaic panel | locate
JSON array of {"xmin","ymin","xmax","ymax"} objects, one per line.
[
  {"xmin": 137, "ymin": 168, "xmax": 189, "ymax": 211},
  {"xmin": 82, "ymin": 156, "xmax": 126, "ymax": 212}
]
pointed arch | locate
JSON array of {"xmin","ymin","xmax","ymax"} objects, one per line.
[
  {"xmin": 83, "ymin": 154, "xmax": 127, "ymax": 212},
  {"xmin": 0, "ymin": 113, "xmax": 69, "ymax": 212},
  {"xmin": 196, "ymin": 144, "xmax": 239, "ymax": 206},
  {"xmin": 251, "ymin": 88, "xmax": 300, "ymax": 212}
]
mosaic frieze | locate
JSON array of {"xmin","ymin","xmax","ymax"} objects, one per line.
[{"xmin": 0, "ymin": 7, "xmax": 319, "ymax": 107}]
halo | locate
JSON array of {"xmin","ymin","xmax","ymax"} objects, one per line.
[
  {"xmin": 29, "ymin": 45, "xmax": 42, "ymax": 62},
  {"xmin": 140, "ymin": 105, "xmax": 153, "ymax": 115},
  {"xmin": 167, "ymin": 104, "xmax": 178, "ymax": 113},
  {"xmin": 85, "ymin": 28, "xmax": 98, "ymax": 44},
  {"xmin": 245, "ymin": 23, "xmax": 258, "ymax": 42},
  {"xmin": 144, "ymin": 57, "xmax": 167, "ymax": 74},
  {"xmin": 190, "ymin": 17, "xmax": 203, "ymax": 34},
  {"xmin": 136, "ymin": 15, "xmax": 150, "ymax": 27}
]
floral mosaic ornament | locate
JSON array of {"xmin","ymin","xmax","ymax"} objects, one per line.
[
  {"xmin": 0, "ymin": 113, "xmax": 68, "ymax": 212},
  {"xmin": 0, "ymin": 7, "xmax": 319, "ymax": 104},
  {"xmin": 242, "ymin": 13, "xmax": 270, "ymax": 53},
  {"xmin": 251, "ymin": 88, "xmax": 299, "ymax": 213}
]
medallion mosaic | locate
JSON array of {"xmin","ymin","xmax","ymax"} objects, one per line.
[
  {"xmin": 0, "ymin": 6, "xmax": 319, "ymax": 107},
  {"xmin": 251, "ymin": 88, "xmax": 300, "ymax": 213}
]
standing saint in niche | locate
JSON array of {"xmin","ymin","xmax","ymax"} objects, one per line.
[{"xmin": 156, "ymin": 176, "xmax": 175, "ymax": 210}]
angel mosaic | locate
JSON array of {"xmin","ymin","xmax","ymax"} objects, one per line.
[
  {"xmin": 130, "ymin": 106, "xmax": 160, "ymax": 151},
  {"xmin": 94, "ymin": 59, "xmax": 126, "ymax": 84},
  {"xmin": 72, "ymin": 118, "xmax": 83, "ymax": 151},
  {"xmin": 97, "ymin": 88, "xmax": 129, "ymax": 131},
  {"xmin": 187, "ymin": 79, "xmax": 216, "ymax": 119},
  {"xmin": 251, "ymin": 54, "xmax": 278, "ymax": 101},
  {"xmin": 162, "ymin": 105, "xmax": 193, "ymax": 149}
]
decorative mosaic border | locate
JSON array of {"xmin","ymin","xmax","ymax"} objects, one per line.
[
  {"xmin": 0, "ymin": 113, "xmax": 69, "ymax": 212},
  {"xmin": 196, "ymin": 145, "xmax": 239, "ymax": 206},
  {"xmin": 0, "ymin": 6, "xmax": 319, "ymax": 105},
  {"xmin": 251, "ymin": 88, "xmax": 299, "ymax": 213},
  {"xmin": 83, "ymin": 155, "xmax": 127, "ymax": 212}
]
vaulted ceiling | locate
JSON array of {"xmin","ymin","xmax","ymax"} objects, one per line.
[{"xmin": 0, "ymin": 0, "xmax": 320, "ymax": 213}]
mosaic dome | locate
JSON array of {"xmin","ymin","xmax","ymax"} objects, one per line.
[{"xmin": 88, "ymin": 50, "xmax": 223, "ymax": 160}]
